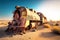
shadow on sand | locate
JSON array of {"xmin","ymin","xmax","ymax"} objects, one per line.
[
  {"xmin": 40, "ymin": 32, "xmax": 60, "ymax": 38},
  {"xmin": 0, "ymin": 26, "xmax": 14, "ymax": 38}
]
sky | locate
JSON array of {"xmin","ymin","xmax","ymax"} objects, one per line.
[{"xmin": 0, "ymin": 0, "xmax": 60, "ymax": 21}]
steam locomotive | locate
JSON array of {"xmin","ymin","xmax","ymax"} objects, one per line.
[{"xmin": 5, "ymin": 6, "xmax": 47, "ymax": 33}]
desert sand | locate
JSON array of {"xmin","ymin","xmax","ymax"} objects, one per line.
[
  {"xmin": 0, "ymin": 25, "xmax": 60, "ymax": 40},
  {"xmin": 0, "ymin": 20, "xmax": 60, "ymax": 40}
]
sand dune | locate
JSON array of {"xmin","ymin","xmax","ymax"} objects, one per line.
[{"xmin": 0, "ymin": 20, "xmax": 10, "ymax": 27}]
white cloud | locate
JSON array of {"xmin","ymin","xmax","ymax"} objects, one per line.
[{"xmin": 37, "ymin": 0, "xmax": 60, "ymax": 21}]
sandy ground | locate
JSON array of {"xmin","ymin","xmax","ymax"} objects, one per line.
[{"xmin": 0, "ymin": 25, "xmax": 60, "ymax": 40}]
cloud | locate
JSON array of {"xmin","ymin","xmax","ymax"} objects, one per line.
[{"xmin": 37, "ymin": 0, "xmax": 60, "ymax": 21}]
